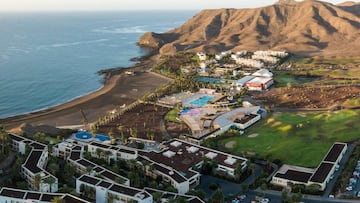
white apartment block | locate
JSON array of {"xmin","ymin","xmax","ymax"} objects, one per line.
[
  {"xmin": 0, "ymin": 187, "xmax": 90, "ymax": 203},
  {"xmin": 76, "ymin": 174, "xmax": 152, "ymax": 203},
  {"xmin": 9, "ymin": 133, "xmax": 58, "ymax": 193}
]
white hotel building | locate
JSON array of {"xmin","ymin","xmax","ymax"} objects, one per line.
[{"xmin": 9, "ymin": 133, "xmax": 58, "ymax": 193}]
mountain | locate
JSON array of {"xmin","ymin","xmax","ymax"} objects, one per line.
[{"xmin": 138, "ymin": 0, "xmax": 360, "ymax": 57}]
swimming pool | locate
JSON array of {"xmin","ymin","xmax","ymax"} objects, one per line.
[
  {"xmin": 74, "ymin": 132, "xmax": 110, "ymax": 142},
  {"xmin": 190, "ymin": 95, "xmax": 215, "ymax": 106},
  {"xmin": 198, "ymin": 77, "xmax": 220, "ymax": 84},
  {"xmin": 75, "ymin": 131, "xmax": 92, "ymax": 140},
  {"xmin": 180, "ymin": 108, "xmax": 191, "ymax": 114},
  {"xmin": 95, "ymin": 134, "xmax": 111, "ymax": 142}
]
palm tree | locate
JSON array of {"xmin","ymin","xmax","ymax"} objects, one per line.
[
  {"xmin": 86, "ymin": 166, "xmax": 93, "ymax": 175},
  {"xmin": 48, "ymin": 163, "xmax": 59, "ymax": 176},
  {"xmin": 108, "ymin": 130, "xmax": 115, "ymax": 144},
  {"xmin": 0, "ymin": 125, "xmax": 9, "ymax": 155},
  {"xmin": 34, "ymin": 174, "xmax": 41, "ymax": 191},
  {"xmin": 147, "ymin": 130, "xmax": 155, "ymax": 141},
  {"xmin": 107, "ymin": 193, "xmax": 115, "ymax": 203},
  {"xmin": 90, "ymin": 125, "xmax": 97, "ymax": 138},
  {"xmin": 130, "ymin": 128, "xmax": 138, "ymax": 138},
  {"xmin": 51, "ymin": 196, "xmax": 64, "ymax": 203},
  {"xmin": 105, "ymin": 150, "xmax": 112, "ymax": 164}
]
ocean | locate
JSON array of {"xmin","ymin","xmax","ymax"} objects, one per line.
[{"xmin": 0, "ymin": 11, "xmax": 196, "ymax": 118}]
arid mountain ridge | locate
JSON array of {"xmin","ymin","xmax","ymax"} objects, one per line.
[{"xmin": 138, "ymin": 0, "xmax": 360, "ymax": 57}]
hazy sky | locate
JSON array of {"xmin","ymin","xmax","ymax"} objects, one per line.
[{"xmin": 0, "ymin": 0, "xmax": 357, "ymax": 12}]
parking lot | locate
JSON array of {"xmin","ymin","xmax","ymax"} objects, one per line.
[{"xmin": 344, "ymin": 160, "xmax": 360, "ymax": 197}]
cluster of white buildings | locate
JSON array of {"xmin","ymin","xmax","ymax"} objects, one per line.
[
  {"xmin": 52, "ymin": 140, "xmax": 130, "ymax": 186},
  {"xmin": 76, "ymin": 174, "xmax": 152, "ymax": 203},
  {"xmin": 198, "ymin": 50, "xmax": 288, "ymax": 69},
  {"xmin": 84, "ymin": 138, "xmax": 248, "ymax": 195},
  {"xmin": 252, "ymin": 50, "xmax": 288, "ymax": 64},
  {"xmin": 253, "ymin": 50, "xmax": 288, "ymax": 58},
  {"xmin": 139, "ymin": 139, "xmax": 248, "ymax": 194},
  {"xmin": 215, "ymin": 51, "xmax": 232, "ymax": 61},
  {"xmin": 235, "ymin": 69, "xmax": 274, "ymax": 91},
  {"xmin": 6, "ymin": 132, "xmax": 247, "ymax": 202},
  {"xmin": 8, "ymin": 133, "xmax": 58, "ymax": 193},
  {"xmin": 233, "ymin": 58, "xmax": 264, "ymax": 69},
  {"xmin": 271, "ymin": 142, "xmax": 347, "ymax": 191},
  {"xmin": 0, "ymin": 187, "xmax": 90, "ymax": 203}
]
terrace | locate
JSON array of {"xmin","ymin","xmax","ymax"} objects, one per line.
[{"xmin": 140, "ymin": 139, "xmax": 247, "ymax": 181}]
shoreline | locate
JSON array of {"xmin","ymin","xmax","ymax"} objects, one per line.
[{"xmin": 0, "ymin": 51, "xmax": 169, "ymax": 129}]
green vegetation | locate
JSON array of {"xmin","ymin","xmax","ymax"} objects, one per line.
[
  {"xmin": 218, "ymin": 110, "xmax": 360, "ymax": 167},
  {"xmin": 165, "ymin": 108, "xmax": 181, "ymax": 123}
]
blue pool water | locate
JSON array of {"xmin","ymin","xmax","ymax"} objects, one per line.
[
  {"xmin": 180, "ymin": 108, "xmax": 191, "ymax": 115},
  {"xmin": 75, "ymin": 131, "xmax": 92, "ymax": 140},
  {"xmin": 190, "ymin": 95, "xmax": 215, "ymax": 106},
  {"xmin": 198, "ymin": 77, "xmax": 220, "ymax": 84},
  {"xmin": 95, "ymin": 134, "xmax": 111, "ymax": 142}
]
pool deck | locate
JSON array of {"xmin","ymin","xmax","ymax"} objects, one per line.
[
  {"xmin": 182, "ymin": 93, "xmax": 218, "ymax": 108},
  {"xmin": 71, "ymin": 132, "xmax": 111, "ymax": 144}
]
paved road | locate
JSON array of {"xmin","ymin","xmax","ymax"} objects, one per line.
[
  {"xmin": 244, "ymin": 189, "xmax": 360, "ymax": 203},
  {"xmin": 196, "ymin": 164, "xmax": 263, "ymax": 197}
]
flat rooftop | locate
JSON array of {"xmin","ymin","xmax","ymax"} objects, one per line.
[
  {"xmin": 0, "ymin": 188, "xmax": 26, "ymax": 199},
  {"xmin": 213, "ymin": 106, "xmax": 260, "ymax": 128},
  {"xmin": 41, "ymin": 194, "xmax": 62, "ymax": 202},
  {"xmin": 9, "ymin": 133, "xmax": 25, "ymax": 142},
  {"xmin": 310, "ymin": 162, "xmax": 334, "ymax": 183},
  {"xmin": 0, "ymin": 188, "xmax": 90, "ymax": 203},
  {"xmin": 77, "ymin": 159, "xmax": 96, "ymax": 168},
  {"xmin": 323, "ymin": 143, "xmax": 346, "ymax": 163},
  {"xmin": 90, "ymin": 142, "xmax": 110, "ymax": 149},
  {"xmin": 79, "ymin": 175, "xmax": 100, "ymax": 185},
  {"xmin": 25, "ymin": 192, "xmax": 41, "ymax": 200},
  {"xmin": 140, "ymin": 139, "xmax": 246, "ymax": 181},
  {"xmin": 247, "ymin": 76, "xmax": 273, "ymax": 84},
  {"xmin": 30, "ymin": 142, "xmax": 46, "ymax": 150},
  {"xmin": 234, "ymin": 114, "xmax": 259, "ymax": 124},
  {"xmin": 24, "ymin": 150, "xmax": 43, "ymax": 174},
  {"xmin": 70, "ymin": 151, "xmax": 81, "ymax": 161},
  {"xmin": 109, "ymin": 184, "xmax": 150, "ymax": 199},
  {"xmin": 274, "ymin": 169, "xmax": 313, "ymax": 183}
]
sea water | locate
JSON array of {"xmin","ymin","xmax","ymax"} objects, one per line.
[{"xmin": 0, "ymin": 11, "xmax": 196, "ymax": 118}]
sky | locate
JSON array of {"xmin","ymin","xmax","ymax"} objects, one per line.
[{"xmin": 0, "ymin": 0, "xmax": 357, "ymax": 12}]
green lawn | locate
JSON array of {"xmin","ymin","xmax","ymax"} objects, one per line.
[
  {"xmin": 218, "ymin": 110, "xmax": 360, "ymax": 168},
  {"xmin": 165, "ymin": 108, "xmax": 182, "ymax": 123}
]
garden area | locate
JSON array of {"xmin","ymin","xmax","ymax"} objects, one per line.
[{"xmin": 217, "ymin": 109, "xmax": 360, "ymax": 168}]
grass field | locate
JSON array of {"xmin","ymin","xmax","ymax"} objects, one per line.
[
  {"xmin": 218, "ymin": 110, "xmax": 360, "ymax": 168},
  {"xmin": 164, "ymin": 108, "xmax": 182, "ymax": 123}
]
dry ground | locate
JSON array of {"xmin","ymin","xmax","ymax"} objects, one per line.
[{"xmin": 255, "ymin": 86, "xmax": 360, "ymax": 109}]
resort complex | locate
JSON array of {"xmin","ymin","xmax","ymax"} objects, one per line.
[{"xmin": 1, "ymin": 47, "xmax": 360, "ymax": 203}]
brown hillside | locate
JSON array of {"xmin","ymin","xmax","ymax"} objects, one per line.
[{"xmin": 138, "ymin": 0, "xmax": 360, "ymax": 57}]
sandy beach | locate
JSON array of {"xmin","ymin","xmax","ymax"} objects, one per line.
[{"xmin": 0, "ymin": 54, "xmax": 171, "ymax": 129}]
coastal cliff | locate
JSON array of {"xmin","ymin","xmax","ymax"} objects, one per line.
[{"xmin": 138, "ymin": 0, "xmax": 360, "ymax": 56}]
